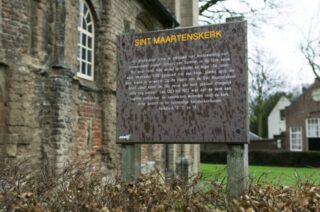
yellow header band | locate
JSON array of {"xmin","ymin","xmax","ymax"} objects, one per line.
[{"xmin": 134, "ymin": 30, "xmax": 222, "ymax": 46}]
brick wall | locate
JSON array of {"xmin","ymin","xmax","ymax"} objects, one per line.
[
  {"xmin": 77, "ymin": 93, "xmax": 103, "ymax": 159},
  {"xmin": 285, "ymin": 80, "xmax": 320, "ymax": 151}
]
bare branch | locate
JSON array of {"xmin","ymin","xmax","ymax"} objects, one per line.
[
  {"xmin": 199, "ymin": 0, "xmax": 283, "ymax": 29},
  {"xmin": 299, "ymin": 12, "xmax": 320, "ymax": 80},
  {"xmin": 199, "ymin": 0, "xmax": 224, "ymax": 15}
]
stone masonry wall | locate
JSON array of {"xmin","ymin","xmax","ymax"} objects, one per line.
[
  {"xmin": 1, "ymin": 0, "xmax": 31, "ymax": 58},
  {"xmin": 0, "ymin": 64, "xmax": 9, "ymax": 157},
  {"xmin": 0, "ymin": 0, "xmax": 170, "ymax": 176},
  {"xmin": 0, "ymin": 0, "xmax": 200, "ymax": 178},
  {"xmin": 39, "ymin": 69, "xmax": 74, "ymax": 170},
  {"xmin": 0, "ymin": 0, "xmax": 43, "ymax": 165}
]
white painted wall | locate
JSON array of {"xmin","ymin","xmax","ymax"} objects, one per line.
[{"xmin": 267, "ymin": 96, "xmax": 291, "ymax": 138}]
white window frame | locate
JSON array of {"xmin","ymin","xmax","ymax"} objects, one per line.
[
  {"xmin": 306, "ymin": 118, "xmax": 320, "ymax": 138},
  {"xmin": 77, "ymin": 0, "xmax": 95, "ymax": 81},
  {"xmin": 290, "ymin": 127, "xmax": 303, "ymax": 151}
]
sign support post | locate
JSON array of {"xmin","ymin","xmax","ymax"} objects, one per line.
[
  {"xmin": 226, "ymin": 16, "xmax": 249, "ymax": 198},
  {"xmin": 227, "ymin": 144, "xmax": 248, "ymax": 198},
  {"xmin": 121, "ymin": 144, "xmax": 141, "ymax": 181}
]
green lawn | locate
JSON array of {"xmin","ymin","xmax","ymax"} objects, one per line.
[{"xmin": 200, "ymin": 163, "xmax": 320, "ymax": 186}]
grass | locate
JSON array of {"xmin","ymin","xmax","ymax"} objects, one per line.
[{"xmin": 200, "ymin": 163, "xmax": 320, "ymax": 186}]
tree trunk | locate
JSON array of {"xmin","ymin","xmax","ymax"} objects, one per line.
[{"xmin": 257, "ymin": 111, "xmax": 264, "ymax": 137}]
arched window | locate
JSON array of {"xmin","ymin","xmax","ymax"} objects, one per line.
[{"xmin": 77, "ymin": 0, "xmax": 94, "ymax": 80}]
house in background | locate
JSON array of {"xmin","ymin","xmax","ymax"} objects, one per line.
[
  {"xmin": 267, "ymin": 96, "xmax": 291, "ymax": 139},
  {"xmin": 284, "ymin": 79, "xmax": 320, "ymax": 151}
]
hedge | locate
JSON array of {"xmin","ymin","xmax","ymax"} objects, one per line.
[{"xmin": 201, "ymin": 151, "xmax": 320, "ymax": 167}]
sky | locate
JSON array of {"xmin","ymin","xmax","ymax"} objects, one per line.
[
  {"xmin": 255, "ymin": 0, "xmax": 319, "ymax": 90},
  {"xmin": 200, "ymin": 0, "xmax": 320, "ymax": 91}
]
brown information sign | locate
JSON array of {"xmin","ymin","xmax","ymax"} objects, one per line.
[{"xmin": 117, "ymin": 21, "xmax": 248, "ymax": 144}]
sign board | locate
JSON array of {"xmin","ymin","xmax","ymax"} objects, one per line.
[{"xmin": 117, "ymin": 21, "xmax": 248, "ymax": 144}]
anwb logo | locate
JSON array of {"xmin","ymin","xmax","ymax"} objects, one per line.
[{"xmin": 119, "ymin": 134, "xmax": 131, "ymax": 140}]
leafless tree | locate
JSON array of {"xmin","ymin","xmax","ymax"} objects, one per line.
[
  {"xmin": 249, "ymin": 48, "xmax": 285, "ymax": 137},
  {"xmin": 199, "ymin": 0, "xmax": 283, "ymax": 27},
  {"xmin": 199, "ymin": 0, "xmax": 286, "ymax": 137},
  {"xmin": 300, "ymin": 14, "xmax": 320, "ymax": 80}
]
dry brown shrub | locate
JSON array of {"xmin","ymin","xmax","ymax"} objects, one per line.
[
  {"xmin": 229, "ymin": 183, "xmax": 320, "ymax": 211},
  {"xmin": 0, "ymin": 161, "xmax": 320, "ymax": 211},
  {"xmin": 0, "ymin": 161, "xmax": 225, "ymax": 211}
]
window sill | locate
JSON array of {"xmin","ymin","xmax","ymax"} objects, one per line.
[{"xmin": 74, "ymin": 75, "xmax": 101, "ymax": 93}]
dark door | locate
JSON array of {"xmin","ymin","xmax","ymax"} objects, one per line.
[{"xmin": 309, "ymin": 138, "xmax": 320, "ymax": 151}]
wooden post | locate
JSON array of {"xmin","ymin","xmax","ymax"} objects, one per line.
[
  {"xmin": 226, "ymin": 16, "xmax": 249, "ymax": 198},
  {"xmin": 227, "ymin": 144, "xmax": 248, "ymax": 198},
  {"xmin": 121, "ymin": 144, "xmax": 141, "ymax": 181},
  {"xmin": 176, "ymin": 144, "xmax": 190, "ymax": 181}
]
